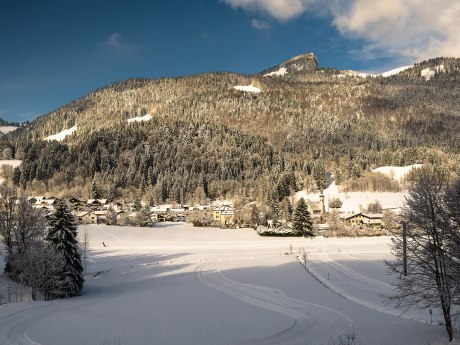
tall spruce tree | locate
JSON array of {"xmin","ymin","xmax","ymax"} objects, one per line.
[
  {"xmin": 46, "ymin": 199, "xmax": 84, "ymax": 297},
  {"xmin": 269, "ymin": 188, "xmax": 281, "ymax": 228},
  {"xmin": 271, "ymin": 201, "xmax": 281, "ymax": 228},
  {"xmin": 292, "ymin": 197, "xmax": 313, "ymax": 236},
  {"xmin": 90, "ymin": 180, "xmax": 100, "ymax": 199}
]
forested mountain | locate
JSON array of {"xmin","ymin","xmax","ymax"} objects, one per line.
[{"xmin": 2, "ymin": 54, "xmax": 460, "ymax": 204}]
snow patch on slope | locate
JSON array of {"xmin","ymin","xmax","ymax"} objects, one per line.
[
  {"xmin": 344, "ymin": 65, "xmax": 412, "ymax": 78},
  {"xmin": 127, "ymin": 114, "xmax": 152, "ymax": 123},
  {"xmin": 233, "ymin": 85, "xmax": 261, "ymax": 93},
  {"xmin": 340, "ymin": 70, "xmax": 371, "ymax": 78},
  {"xmin": 380, "ymin": 65, "xmax": 412, "ymax": 77},
  {"xmin": 0, "ymin": 126, "xmax": 18, "ymax": 134},
  {"xmin": 372, "ymin": 164, "xmax": 422, "ymax": 182},
  {"xmin": 45, "ymin": 126, "xmax": 77, "ymax": 141},
  {"xmin": 264, "ymin": 67, "xmax": 288, "ymax": 77},
  {"xmin": 421, "ymin": 68, "xmax": 435, "ymax": 80},
  {"xmin": 421, "ymin": 65, "xmax": 446, "ymax": 80}
]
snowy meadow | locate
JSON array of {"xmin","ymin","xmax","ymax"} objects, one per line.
[{"xmin": 0, "ymin": 223, "xmax": 458, "ymax": 345}]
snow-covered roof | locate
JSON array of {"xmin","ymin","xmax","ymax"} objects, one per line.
[
  {"xmin": 214, "ymin": 205, "xmax": 233, "ymax": 212},
  {"xmin": 340, "ymin": 212, "xmax": 383, "ymax": 220},
  {"xmin": 94, "ymin": 210, "xmax": 108, "ymax": 215}
]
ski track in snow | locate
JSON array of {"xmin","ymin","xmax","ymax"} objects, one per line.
[
  {"xmin": 304, "ymin": 251, "xmax": 452, "ymax": 326},
  {"xmin": 196, "ymin": 261, "xmax": 353, "ymax": 345},
  {"xmin": 308, "ymin": 252, "xmax": 392, "ymax": 295},
  {"xmin": 0, "ymin": 282, "xmax": 119, "ymax": 345}
]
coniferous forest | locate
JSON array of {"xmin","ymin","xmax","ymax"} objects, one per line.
[{"xmin": 1, "ymin": 55, "xmax": 460, "ymax": 204}]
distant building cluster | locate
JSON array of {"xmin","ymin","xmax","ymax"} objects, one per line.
[
  {"xmin": 27, "ymin": 196, "xmax": 235, "ymax": 227},
  {"xmin": 26, "ymin": 194, "xmax": 386, "ymax": 233}
]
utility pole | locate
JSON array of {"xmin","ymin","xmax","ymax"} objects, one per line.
[{"xmin": 402, "ymin": 221, "xmax": 407, "ymax": 276}]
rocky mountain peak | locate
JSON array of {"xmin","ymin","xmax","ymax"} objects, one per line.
[{"xmin": 261, "ymin": 52, "xmax": 319, "ymax": 78}]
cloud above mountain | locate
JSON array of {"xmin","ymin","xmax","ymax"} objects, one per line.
[
  {"xmin": 223, "ymin": 0, "xmax": 460, "ymax": 61},
  {"xmin": 224, "ymin": 0, "xmax": 308, "ymax": 21},
  {"xmin": 100, "ymin": 33, "xmax": 134, "ymax": 52}
]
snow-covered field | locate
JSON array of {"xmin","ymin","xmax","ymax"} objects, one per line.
[
  {"xmin": 0, "ymin": 223, "xmax": 458, "ymax": 345},
  {"xmin": 297, "ymin": 164, "xmax": 422, "ymax": 213}
]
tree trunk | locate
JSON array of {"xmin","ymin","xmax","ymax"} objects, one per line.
[{"xmin": 442, "ymin": 306, "xmax": 453, "ymax": 342}]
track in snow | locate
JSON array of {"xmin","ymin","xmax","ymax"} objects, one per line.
[{"xmin": 196, "ymin": 261, "xmax": 353, "ymax": 345}]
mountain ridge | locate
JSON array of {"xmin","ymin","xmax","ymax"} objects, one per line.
[{"xmin": 2, "ymin": 54, "xmax": 460, "ymax": 203}]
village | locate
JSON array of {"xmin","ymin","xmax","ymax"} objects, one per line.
[{"xmin": 26, "ymin": 194, "xmax": 386, "ymax": 234}]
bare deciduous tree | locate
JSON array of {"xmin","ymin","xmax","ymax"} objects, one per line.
[
  {"xmin": 81, "ymin": 230, "xmax": 90, "ymax": 274},
  {"xmin": 16, "ymin": 244, "xmax": 65, "ymax": 300},
  {"xmin": 332, "ymin": 327, "xmax": 358, "ymax": 345},
  {"xmin": 14, "ymin": 194, "xmax": 46, "ymax": 253},
  {"xmin": 444, "ymin": 178, "xmax": 460, "ymax": 308},
  {"xmin": 0, "ymin": 184, "xmax": 17, "ymax": 255},
  {"xmin": 386, "ymin": 167, "xmax": 458, "ymax": 341}
]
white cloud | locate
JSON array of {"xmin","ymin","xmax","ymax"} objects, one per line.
[
  {"xmin": 223, "ymin": 0, "xmax": 460, "ymax": 61},
  {"xmin": 223, "ymin": 0, "xmax": 308, "ymax": 21},
  {"xmin": 251, "ymin": 19, "xmax": 270, "ymax": 31},
  {"xmin": 332, "ymin": 0, "xmax": 460, "ymax": 61},
  {"xmin": 101, "ymin": 33, "xmax": 132, "ymax": 52}
]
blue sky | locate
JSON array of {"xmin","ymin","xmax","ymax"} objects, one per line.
[{"xmin": 1, "ymin": 0, "xmax": 459, "ymax": 122}]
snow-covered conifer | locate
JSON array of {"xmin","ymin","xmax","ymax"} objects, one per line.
[
  {"xmin": 292, "ymin": 197, "xmax": 313, "ymax": 236},
  {"xmin": 46, "ymin": 199, "xmax": 84, "ymax": 297}
]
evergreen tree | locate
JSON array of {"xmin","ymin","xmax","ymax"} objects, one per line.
[
  {"xmin": 45, "ymin": 199, "xmax": 84, "ymax": 297},
  {"xmin": 106, "ymin": 206, "xmax": 118, "ymax": 225},
  {"xmin": 280, "ymin": 198, "xmax": 293, "ymax": 221},
  {"xmin": 313, "ymin": 161, "xmax": 327, "ymax": 191},
  {"xmin": 271, "ymin": 200, "xmax": 281, "ymax": 228},
  {"xmin": 292, "ymin": 197, "xmax": 313, "ymax": 236},
  {"xmin": 268, "ymin": 188, "xmax": 281, "ymax": 228},
  {"xmin": 90, "ymin": 180, "xmax": 100, "ymax": 199},
  {"xmin": 329, "ymin": 197, "xmax": 343, "ymax": 209},
  {"xmin": 12, "ymin": 167, "xmax": 21, "ymax": 186},
  {"xmin": 249, "ymin": 204, "xmax": 260, "ymax": 227},
  {"xmin": 133, "ymin": 197, "xmax": 142, "ymax": 211}
]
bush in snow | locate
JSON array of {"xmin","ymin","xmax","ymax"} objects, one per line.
[{"xmin": 256, "ymin": 225, "xmax": 297, "ymax": 237}]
